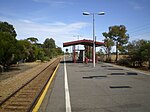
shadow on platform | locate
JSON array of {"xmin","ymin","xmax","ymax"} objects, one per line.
[{"xmin": 60, "ymin": 60, "xmax": 83, "ymax": 63}]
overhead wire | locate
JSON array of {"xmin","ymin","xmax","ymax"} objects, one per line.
[{"xmin": 127, "ymin": 22, "xmax": 150, "ymax": 40}]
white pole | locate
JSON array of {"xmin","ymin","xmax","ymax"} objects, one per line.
[{"xmin": 93, "ymin": 14, "xmax": 95, "ymax": 67}]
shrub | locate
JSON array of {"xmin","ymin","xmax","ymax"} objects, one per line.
[
  {"xmin": 105, "ymin": 58, "xmax": 112, "ymax": 63},
  {"xmin": 117, "ymin": 58, "xmax": 131, "ymax": 66}
]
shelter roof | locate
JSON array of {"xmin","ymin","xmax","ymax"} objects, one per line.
[{"xmin": 63, "ymin": 39, "xmax": 104, "ymax": 47}]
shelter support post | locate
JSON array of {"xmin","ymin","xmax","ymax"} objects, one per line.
[
  {"xmin": 73, "ymin": 45, "xmax": 76, "ymax": 63},
  {"xmin": 92, "ymin": 46, "xmax": 94, "ymax": 62}
]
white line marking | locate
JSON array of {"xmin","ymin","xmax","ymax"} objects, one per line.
[{"xmin": 64, "ymin": 56, "xmax": 72, "ymax": 112}]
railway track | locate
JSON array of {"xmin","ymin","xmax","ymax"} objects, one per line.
[{"xmin": 0, "ymin": 58, "xmax": 61, "ymax": 112}]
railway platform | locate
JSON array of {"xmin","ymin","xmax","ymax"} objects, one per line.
[{"xmin": 39, "ymin": 56, "xmax": 150, "ymax": 112}]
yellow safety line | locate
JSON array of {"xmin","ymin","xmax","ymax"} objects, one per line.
[{"xmin": 32, "ymin": 64, "xmax": 60, "ymax": 112}]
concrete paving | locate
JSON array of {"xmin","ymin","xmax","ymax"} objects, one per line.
[{"xmin": 40, "ymin": 57, "xmax": 150, "ymax": 112}]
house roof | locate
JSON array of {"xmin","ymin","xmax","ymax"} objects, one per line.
[{"xmin": 63, "ymin": 39, "xmax": 104, "ymax": 47}]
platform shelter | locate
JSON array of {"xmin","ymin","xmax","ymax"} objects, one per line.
[{"xmin": 63, "ymin": 39, "xmax": 104, "ymax": 63}]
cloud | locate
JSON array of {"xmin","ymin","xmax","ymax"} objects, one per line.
[
  {"xmin": 0, "ymin": 17, "xmax": 89, "ymax": 47},
  {"xmin": 128, "ymin": 1, "xmax": 143, "ymax": 10},
  {"xmin": 33, "ymin": 0, "xmax": 65, "ymax": 4},
  {"xmin": 32, "ymin": 0, "xmax": 71, "ymax": 7},
  {"xmin": 47, "ymin": 22, "xmax": 67, "ymax": 26},
  {"xmin": 19, "ymin": 19, "xmax": 33, "ymax": 24}
]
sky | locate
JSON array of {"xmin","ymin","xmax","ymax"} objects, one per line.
[{"xmin": 0, "ymin": 0, "xmax": 150, "ymax": 50}]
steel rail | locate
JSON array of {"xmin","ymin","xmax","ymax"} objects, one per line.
[
  {"xmin": 0, "ymin": 58, "xmax": 60, "ymax": 111},
  {"xmin": 28, "ymin": 61, "xmax": 60, "ymax": 111}
]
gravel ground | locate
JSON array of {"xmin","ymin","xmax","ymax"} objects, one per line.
[
  {"xmin": 0, "ymin": 59, "xmax": 55, "ymax": 103},
  {"xmin": 0, "ymin": 62, "xmax": 40, "ymax": 81}
]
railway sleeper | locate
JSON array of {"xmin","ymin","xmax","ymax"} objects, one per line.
[
  {"xmin": 26, "ymin": 87, "xmax": 41, "ymax": 90},
  {"xmin": 26, "ymin": 85, "xmax": 40, "ymax": 88},
  {"xmin": 7, "ymin": 103, "xmax": 28, "ymax": 107},
  {"xmin": 21, "ymin": 90, "xmax": 37, "ymax": 93},
  {"xmin": 18, "ymin": 92, "xmax": 36, "ymax": 96},
  {"xmin": 20, "ymin": 89, "xmax": 39, "ymax": 93},
  {"xmin": 2, "ymin": 100, "xmax": 31, "ymax": 110},
  {"xmin": 18, "ymin": 93, "xmax": 35, "ymax": 96},
  {"xmin": 9, "ymin": 97, "xmax": 32, "ymax": 101},
  {"xmin": 17, "ymin": 95, "xmax": 35, "ymax": 98},
  {"xmin": 11, "ymin": 100, "xmax": 31, "ymax": 103},
  {"xmin": 23, "ymin": 89, "xmax": 38, "ymax": 92},
  {"xmin": 19, "ymin": 92, "xmax": 35, "ymax": 95},
  {"xmin": 4, "ymin": 106, "xmax": 27, "ymax": 111}
]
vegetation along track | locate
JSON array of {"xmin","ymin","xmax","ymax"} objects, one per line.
[{"xmin": 0, "ymin": 58, "xmax": 61, "ymax": 112}]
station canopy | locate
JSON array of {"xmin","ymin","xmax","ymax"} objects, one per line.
[{"xmin": 63, "ymin": 39, "xmax": 104, "ymax": 47}]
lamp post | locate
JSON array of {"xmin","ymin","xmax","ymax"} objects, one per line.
[{"xmin": 83, "ymin": 11, "xmax": 105, "ymax": 67}]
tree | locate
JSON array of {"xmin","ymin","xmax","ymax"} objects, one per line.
[
  {"xmin": 43, "ymin": 38, "xmax": 56, "ymax": 58},
  {"xmin": 27, "ymin": 37, "xmax": 38, "ymax": 44},
  {"xmin": 0, "ymin": 32, "xmax": 17, "ymax": 69},
  {"xmin": 27, "ymin": 45, "xmax": 39, "ymax": 62},
  {"xmin": 127, "ymin": 40, "xmax": 150, "ymax": 68},
  {"xmin": 108, "ymin": 25, "xmax": 129, "ymax": 62},
  {"xmin": 43, "ymin": 38, "xmax": 56, "ymax": 49},
  {"xmin": 37, "ymin": 48, "xmax": 45, "ymax": 61},
  {"xmin": 139, "ymin": 40, "xmax": 150, "ymax": 69},
  {"xmin": 55, "ymin": 47, "xmax": 63, "ymax": 55},
  {"xmin": 14, "ymin": 40, "xmax": 30, "ymax": 62},
  {"xmin": 15, "ymin": 39, "xmax": 38, "ymax": 62},
  {"xmin": 0, "ymin": 21, "xmax": 17, "ymax": 69},
  {"xmin": 0, "ymin": 21, "xmax": 17, "ymax": 38},
  {"xmin": 102, "ymin": 32, "xmax": 114, "ymax": 62},
  {"xmin": 127, "ymin": 40, "xmax": 141, "ymax": 66}
]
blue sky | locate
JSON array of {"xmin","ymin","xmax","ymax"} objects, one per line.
[{"xmin": 0, "ymin": 0, "xmax": 150, "ymax": 49}]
